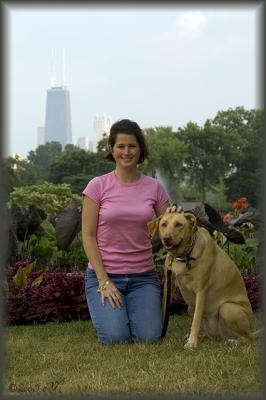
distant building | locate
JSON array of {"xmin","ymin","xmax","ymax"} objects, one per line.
[
  {"xmin": 93, "ymin": 114, "xmax": 112, "ymax": 152},
  {"xmin": 88, "ymin": 140, "xmax": 94, "ymax": 152},
  {"xmin": 44, "ymin": 48, "xmax": 72, "ymax": 148},
  {"xmin": 77, "ymin": 136, "xmax": 89, "ymax": 151},
  {"xmin": 44, "ymin": 86, "xmax": 72, "ymax": 148},
  {"xmin": 37, "ymin": 126, "xmax": 45, "ymax": 146},
  {"xmin": 76, "ymin": 136, "xmax": 94, "ymax": 152}
]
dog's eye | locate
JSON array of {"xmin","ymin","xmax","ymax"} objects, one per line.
[
  {"xmin": 175, "ymin": 222, "xmax": 183, "ymax": 228},
  {"xmin": 161, "ymin": 222, "xmax": 167, "ymax": 228}
]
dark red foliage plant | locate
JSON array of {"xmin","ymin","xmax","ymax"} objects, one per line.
[
  {"xmin": 6, "ymin": 265, "xmax": 89, "ymax": 325},
  {"xmin": 242, "ymin": 273, "xmax": 262, "ymax": 311}
]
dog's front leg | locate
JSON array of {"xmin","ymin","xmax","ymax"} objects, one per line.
[{"xmin": 184, "ymin": 289, "xmax": 206, "ymax": 349}]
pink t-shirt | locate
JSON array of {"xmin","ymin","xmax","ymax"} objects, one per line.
[{"xmin": 82, "ymin": 170, "xmax": 169, "ymax": 274}]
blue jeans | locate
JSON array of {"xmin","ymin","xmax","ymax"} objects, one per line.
[{"xmin": 84, "ymin": 268, "xmax": 163, "ymax": 345}]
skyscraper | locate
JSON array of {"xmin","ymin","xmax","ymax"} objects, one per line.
[
  {"xmin": 37, "ymin": 126, "xmax": 45, "ymax": 146},
  {"xmin": 44, "ymin": 48, "xmax": 72, "ymax": 148},
  {"xmin": 44, "ymin": 86, "xmax": 72, "ymax": 147},
  {"xmin": 93, "ymin": 114, "xmax": 112, "ymax": 152}
]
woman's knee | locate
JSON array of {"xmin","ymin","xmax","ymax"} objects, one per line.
[
  {"xmin": 131, "ymin": 322, "xmax": 162, "ymax": 343},
  {"xmin": 94, "ymin": 314, "xmax": 131, "ymax": 345},
  {"xmin": 99, "ymin": 330, "xmax": 131, "ymax": 345}
]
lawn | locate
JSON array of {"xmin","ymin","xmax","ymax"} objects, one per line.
[{"xmin": 5, "ymin": 312, "xmax": 263, "ymax": 396}]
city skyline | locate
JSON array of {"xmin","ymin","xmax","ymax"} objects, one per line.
[{"xmin": 7, "ymin": 4, "xmax": 262, "ymax": 159}]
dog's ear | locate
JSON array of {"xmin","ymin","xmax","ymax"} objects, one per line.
[
  {"xmin": 147, "ymin": 216, "xmax": 161, "ymax": 238},
  {"xmin": 184, "ymin": 212, "xmax": 198, "ymax": 232}
]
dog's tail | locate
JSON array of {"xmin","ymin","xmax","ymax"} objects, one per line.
[{"xmin": 250, "ymin": 328, "xmax": 263, "ymax": 339}]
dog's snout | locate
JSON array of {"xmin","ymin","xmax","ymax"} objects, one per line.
[{"xmin": 163, "ymin": 234, "xmax": 172, "ymax": 244}]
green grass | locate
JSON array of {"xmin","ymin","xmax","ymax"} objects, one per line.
[{"xmin": 5, "ymin": 312, "xmax": 263, "ymax": 396}]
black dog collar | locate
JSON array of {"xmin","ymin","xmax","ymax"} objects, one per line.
[{"xmin": 174, "ymin": 233, "xmax": 197, "ymax": 269}]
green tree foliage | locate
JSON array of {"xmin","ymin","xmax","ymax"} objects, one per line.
[
  {"xmin": 143, "ymin": 127, "xmax": 187, "ymax": 201},
  {"xmin": 210, "ymin": 107, "xmax": 263, "ymax": 206},
  {"xmin": 49, "ymin": 147, "xmax": 90, "ymax": 184},
  {"xmin": 205, "ymin": 177, "xmax": 231, "ymax": 212},
  {"xmin": 48, "ymin": 144, "xmax": 113, "ymax": 194},
  {"xmin": 27, "ymin": 141, "xmax": 62, "ymax": 181},
  {"xmin": 96, "ymin": 133, "xmax": 109, "ymax": 154},
  {"xmin": 2, "ymin": 155, "xmax": 40, "ymax": 193},
  {"xmin": 144, "ymin": 127, "xmax": 186, "ymax": 176},
  {"xmin": 177, "ymin": 122, "xmax": 230, "ymax": 201}
]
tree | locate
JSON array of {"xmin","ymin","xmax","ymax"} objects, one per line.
[
  {"xmin": 143, "ymin": 127, "xmax": 187, "ymax": 202},
  {"xmin": 96, "ymin": 133, "xmax": 109, "ymax": 154},
  {"xmin": 2, "ymin": 155, "xmax": 39, "ymax": 193},
  {"xmin": 27, "ymin": 142, "xmax": 62, "ymax": 181},
  {"xmin": 49, "ymin": 144, "xmax": 113, "ymax": 193},
  {"xmin": 205, "ymin": 177, "xmax": 231, "ymax": 212},
  {"xmin": 49, "ymin": 147, "xmax": 90, "ymax": 182},
  {"xmin": 177, "ymin": 122, "xmax": 230, "ymax": 202},
  {"xmin": 210, "ymin": 107, "xmax": 263, "ymax": 206}
]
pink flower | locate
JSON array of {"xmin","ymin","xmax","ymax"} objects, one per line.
[{"xmin": 222, "ymin": 213, "xmax": 233, "ymax": 223}]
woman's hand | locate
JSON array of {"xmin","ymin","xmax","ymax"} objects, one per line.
[
  {"xmin": 166, "ymin": 203, "xmax": 183, "ymax": 213},
  {"xmin": 98, "ymin": 279, "xmax": 123, "ymax": 309}
]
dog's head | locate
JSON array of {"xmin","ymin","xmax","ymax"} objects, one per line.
[{"xmin": 147, "ymin": 212, "xmax": 197, "ymax": 251}]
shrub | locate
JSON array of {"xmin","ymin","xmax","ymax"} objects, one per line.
[
  {"xmin": 8, "ymin": 182, "xmax": 81, "ymax": 214},
  {"xmin": 7, "ymin": 266, "xmax": 89, "ymax": 325},
  {"xmin": 242, "ymin": 273, "xmax": 262, "ymax": 311}
]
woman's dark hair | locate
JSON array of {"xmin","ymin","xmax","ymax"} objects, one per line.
[{"xmin": 103, "ymin": 119, "xmax": 148, "ymax": 164}]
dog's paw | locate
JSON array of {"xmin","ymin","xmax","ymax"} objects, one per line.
[
  {"xmin": 227, "ymin": 338, "xmax": 239, "ymax": 345},
  {"xmin": 184, "ymin": 339, "xmax": 198, "ymax": 349}
]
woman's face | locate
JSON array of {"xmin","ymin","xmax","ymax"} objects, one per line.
[{"xmin": 111, "ymin": 133, "xmax": 141, "ymax": 169}]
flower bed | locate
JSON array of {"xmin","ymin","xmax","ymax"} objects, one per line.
[{"xmin": 6, "ymin": 263, "xmax": 262, "ymax": 325}]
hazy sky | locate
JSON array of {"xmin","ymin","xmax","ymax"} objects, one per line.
[{"xmin": 6, "ymin": 3, "xmax": 262, "ymax": 159}]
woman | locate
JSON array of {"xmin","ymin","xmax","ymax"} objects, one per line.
[{"xmin": 82, "ymin": 119, "xmax": 177, "ymax": 345}]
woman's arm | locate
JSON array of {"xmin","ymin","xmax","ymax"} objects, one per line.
[
  {"xmin": 81, "ymin": 196, "xmax": 108, "ymax": 283},
  {"xmin": 82, "ymin": 196, "xmax": 122, "ymax": 308}
]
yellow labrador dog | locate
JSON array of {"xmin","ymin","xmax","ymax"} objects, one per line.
[{"xmin": 148, "ymin": 211, "xmax": 260, "ymax": 349}]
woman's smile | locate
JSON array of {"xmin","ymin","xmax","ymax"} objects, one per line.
[{"xmin": 111, "ymin": 133, "xmax": 141, "ymax": 168}]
